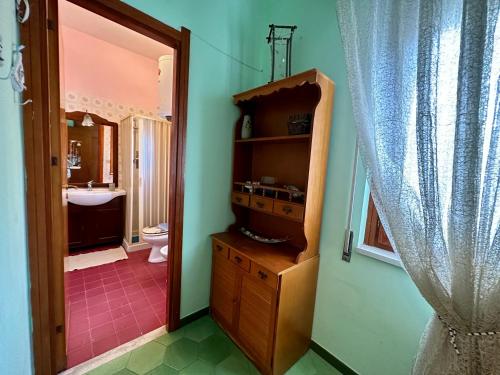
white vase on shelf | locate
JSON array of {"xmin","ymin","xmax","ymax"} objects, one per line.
[{"xmin": 241, "ymin": 115, "xmax": 252, "ymax": 139}]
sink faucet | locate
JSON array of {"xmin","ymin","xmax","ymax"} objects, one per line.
[{"xmin": 87, "ymin": 180, "xmax": 94, "ymax": 191}]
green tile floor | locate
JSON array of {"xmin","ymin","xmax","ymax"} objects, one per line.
[{"xmin": 86, "ymin": 316, "xmax": 342, "ymax": 375}]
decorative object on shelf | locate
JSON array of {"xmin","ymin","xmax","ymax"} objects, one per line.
[
  {"xmin": 243, "ymin": 181, "xmax": 254, "ymax": 193},
  {"xmin": 234, "ymin": 181, "xmax": 305, "ymax": 203},
  {"xmin": 287, "ymin": 113, "xmax": 312, "ymax": 135},
  {"xmin": 241, "ymin": 114, "xmax": 252, "ymax": 139},
  {"xmin": 240, "ymin": 227, "xmax": 289, "ymax": 244},
  {"xmin": 260, "ymin": 176, "xmax": 276, "ymax": 185},
  {"xmin": 16, "ymin": 0, "xmax": 30, "ymax": 24},
  {"xmin": 81, "ymin": 110, "xmax": 95, "ymax": 127},
  {"xmin": 283, "ymin": 185, "xmax": 302, "ymax": 199},
  {"xmin": 267, "ymin": 24, "xmax": 297, "ymax": 82}
]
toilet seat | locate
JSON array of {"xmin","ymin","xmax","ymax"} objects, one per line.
[{"xmin": 142, "ymin": 223, "xmax": 168, "ymax": 236}]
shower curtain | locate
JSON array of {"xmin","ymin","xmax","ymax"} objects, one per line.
[{"xmin": 137, "ymin": 117, "xmax": 171, "ymax": 235}]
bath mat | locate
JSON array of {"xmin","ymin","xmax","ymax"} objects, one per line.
[{"xmin": 65, "ymin": 246, "xmax": 128, "ymax": 272}]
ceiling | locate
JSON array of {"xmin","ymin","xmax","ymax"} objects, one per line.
[{"xmin": 58, "ymin": 0, "xmax": 173, "ymax": 60}]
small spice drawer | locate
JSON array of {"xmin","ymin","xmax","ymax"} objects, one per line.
[
  {"xmin": 273, "ymin": 200, "xmax": 305, "ymax": 221},
  {"xmin": 250, "ymin": 196, "xmax": 274, "ymax": 213},
  {"xmin": 212, "ymin": 239, "xmax": 229, "ymax": 259},
  {"xmin": 229, "ymin": 249, "xmax": 250, "ymax": 272},
  {"xmin": 232, "ymin": 192, "xmax": 250, "ymax": 207},
  {"xmin": 250, "ymin": 263, "xmax": 279, "ymax": 289}
]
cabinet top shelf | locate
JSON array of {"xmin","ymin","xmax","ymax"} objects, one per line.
[
  {"xmin": 233, "ymin": 69, "xmax": 333, "ymax": 104},
  {"xmin": 235, "ymin": 134, "xmax": 310, "ymax": 144}
]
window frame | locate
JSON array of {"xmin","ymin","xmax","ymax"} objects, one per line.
[{"xmin": 363, "ymin": 195, "xmax": 393, "ymax": 252}]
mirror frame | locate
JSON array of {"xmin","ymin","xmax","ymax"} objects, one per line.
[{"xmin": 65, "ymin": 111, "xmax": 119, "ymax": 187}]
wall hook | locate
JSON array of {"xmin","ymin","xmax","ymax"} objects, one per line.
[
  {"xmin": 15, "ymin": 98, "xmax": 32, "ymax": 106},
  {"xmin": 17, "ymin": 0, "xmax": 30, "ymax": 24},
  {"xmin": 10, "ymin": 45, "xmax": 26, "ymax": 93}
]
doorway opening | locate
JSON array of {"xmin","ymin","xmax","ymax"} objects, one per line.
[
  {"xmin": 20, "ymin": 0, "xmax": 189, "ymax": 373},
  {"xmin": 60, "ymin": 1, "xmax": 174, "ymax": 366}
]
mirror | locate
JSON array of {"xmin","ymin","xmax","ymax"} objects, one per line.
[{"xmin": 66, "ymin": 111, "xmax": 118, "ymax": 186}]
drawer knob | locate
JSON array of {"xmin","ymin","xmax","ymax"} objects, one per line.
[
  {"xmin": 282, "ymin": 206, "xmax": 293, "ymax": 214},
  {"xmin": 258, "ymin": 270, "xmax": 268, "ymax": 279},
  {"xmin": 234, "ymin": 256, "xmax": 242, "ymax": 263},
  {"xmin": 235, "ymin": 196, "xmax": 242, "ymax": 203},
  {"xmin": 256, "ymin": 201, "xmax": 265, "ymax": 208},
  {"xmin": 216, "ymin": 244, "xmax": 223, "ymax": 251}
]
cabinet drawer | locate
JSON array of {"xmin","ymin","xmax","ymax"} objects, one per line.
[
  {"xmin": 250, "ymin": 263, "xmax": 278, "ymax": 289},
  {"xmin": 250, "ymin": 196, "xmax": 274, "ymax": 213},
  {"xmin": 229, "ymin": 249, "xmax": 250, "ymax": 272},
  {"xmin": 212, "ymin": 240, "xmax": 229, "ymax": 259},
  {"xmin": 273, "ymin": 201, "xmax": 304, "ymax": 221},
  {"xmin": 232, "ymin": 192, "xmax": 250, "ymax": 206}
]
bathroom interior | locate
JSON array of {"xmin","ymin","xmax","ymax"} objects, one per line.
[{"xmin": 58, "ymin": 0, "xmax": 174, "ymax": 366}]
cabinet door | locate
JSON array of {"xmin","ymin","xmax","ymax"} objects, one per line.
[
  {"xmin": 94, "ymin": 206, "xmax": 123, "ymax": 244},
  {"xmin": 211, "ymin": 254, "xmax": 238, "ymax": 332},
  {"xmin": 237, "ymin": 274, "xmax": 277, "ymax": 366},
  {"xmin": 68, "ymin": 203, "xmax": 86, "ymax": 248}
]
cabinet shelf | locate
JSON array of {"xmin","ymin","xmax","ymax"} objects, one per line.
[{"xmin": 235, "ymin": 134, "xmax": 310, "ymax": 144}]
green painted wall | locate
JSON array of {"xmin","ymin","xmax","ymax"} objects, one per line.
[
  {"xmin": 0, "ymin": 1, "xmax": 33, "ymax": 374},
  {"xmin": 123, "ymin": 0, "xmax": 267, "ymax": 317},
  {"xmin": 0, "ymin": 1, "xmax": 433, "ymax": 373},
  {"xmin": 256, "ymin": 1, "xmax": 434, "ymax": 374}
]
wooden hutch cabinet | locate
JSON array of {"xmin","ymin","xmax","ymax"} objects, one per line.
[{"xmin": 210, "ymin": 69, "xmax": 335, "ymax": 375}]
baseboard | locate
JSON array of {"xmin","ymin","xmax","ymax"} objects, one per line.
[
  {"xmin": 179, "ymin": 307, "xmax": 209, "ymax": 327},
  {"xmin": 122, "ymin": 238, "xmax": 150, "ymax": 252},
  {"xmin": 310, "ymin": 341, "xmax": 358, "ymax": 375}
]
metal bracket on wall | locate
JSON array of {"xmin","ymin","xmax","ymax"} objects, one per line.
[{"xmin": 342, "ymin": 139, "xmax": 359, "ymax": 263}]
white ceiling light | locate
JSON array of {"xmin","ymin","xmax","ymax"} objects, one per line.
[{"xmin": 81, "ymin": 110, "xmax": 95, "ymax": 127}]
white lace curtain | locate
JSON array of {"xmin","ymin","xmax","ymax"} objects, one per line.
[{"xmin": 337, "ymin": 0, "xmax": 500, "ymax": 374}]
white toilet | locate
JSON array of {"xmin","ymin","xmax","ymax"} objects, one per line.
[{"xmin": 142, "ymin": 223, "xmax": 168, "ymax": 263}]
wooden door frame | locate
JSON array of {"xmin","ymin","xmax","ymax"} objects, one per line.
[{"xmin": 20, "ymin": 1, "xmax": 189, "ymax": 373}]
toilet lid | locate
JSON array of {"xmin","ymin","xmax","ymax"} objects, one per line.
[{"xmin": 143, "ymin": 224, "xmax": 168, "ymax": 235}]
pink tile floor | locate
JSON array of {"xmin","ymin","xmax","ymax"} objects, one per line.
[{"xmin": 64, "ymin": 248, "xmax": 168, "ymax": 367}]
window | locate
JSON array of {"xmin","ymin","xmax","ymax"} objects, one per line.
[{"xmin": 364, "ymin": 195, "xmax": 393, "ymax": 252}]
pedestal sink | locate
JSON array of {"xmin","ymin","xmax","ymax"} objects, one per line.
[{"xmin": 66, "ymin": 188, "xmax": 126, "ymax": 206}]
